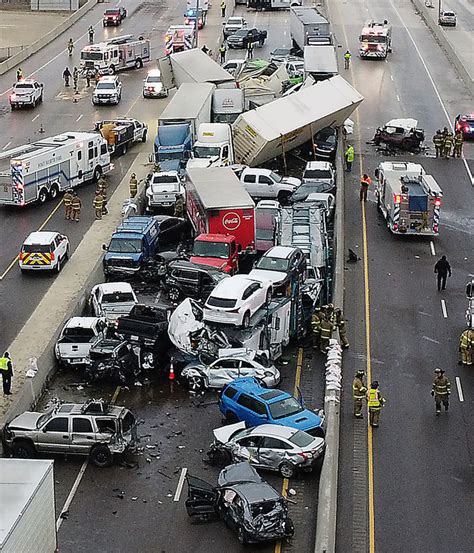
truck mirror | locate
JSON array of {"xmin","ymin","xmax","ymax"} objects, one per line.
[{"xmin": 102, "ymin": 244, "xmax": 108, "ymax": 251}]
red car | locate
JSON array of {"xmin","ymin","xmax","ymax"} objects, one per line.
[{"xmin": 103, "ymin": 7, "xmax": 127, "ymax": 27}]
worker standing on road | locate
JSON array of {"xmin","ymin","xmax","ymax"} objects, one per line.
[
  {"xmin": 367, "ymin": 381, "xmax": 385, "ymax": 427},
  {"xmin": 311, "ymin": 308, "xmax": 322, "ymax": 350},
  {"xmin": 344, "ymin": 144, "xmax": 354, "ymax": 172},
  {"xmin": 129, "ymin": 173, "xmax": 138, "ymax": 198},
  {"xmin": 352, "ymin": 370, "xmax": 367, "ymax": 418},
  {"xmin": 334, "ymin": 308, "xmax": 349, "ymax": 349},
  {"xmin": 459, "ymin": 328, "xmax": 473, "ymax": 365},
  {"xmin": 431, "ymin": 368, "xmax": 450, "ymax": 416},
  {"xmin": 219, "ymin": 43, "xmax": 227, "ymax": 64},
  {"xmin": 359, "ymin": 173, "xmax": 372, "ymax": 202},
  {"xmin": 247, "ymin": 40, "xmax": 254, "ymax": 59},
  {"xmin": 67, "ymin": 38, "xmax": 74, "ymax": 56},
  {"xmin": 221, "ymin": 0, "xmax": 226, "ymax": 17},
  {"xmin": 319, "ymin": 313, "xmax": 334, "ymax": 353},
  {"xmin": 63, "ymin": 67, "xmax": 72, "ymax": 87},
  {"xmin": 70, "ymin": 191, "xmax": 82, "ymax": 222},
  {"xmin": 432, "ymin": 130, "xmax": 444, "ymax": 158},
  {"xmin": 88, "ymin": 25, "xmax": 94, "ymax": 43},
  {"xmin": 443, "ymin": 131, "xmax": 453, "ymax": 159},
  {"xmin": 0, "ymin": 352, "xmax": 13, "ymax": 396},
  {"xmin": 63, "ymin": 189, "xmax": 73, "ymax": 220},
  {"xmin": 174, "ymin": 195, "xmax": 184, "ymax": 217},
  {"xmin": 453, "ymin": 130, "xmax": 463, "ymax": 158},
  {"xmin": 93, "ymin": 190, "xmax": 104, "ymax": 220},
  {"xmin": 16, "ymin": 67, "xmax": 23, "ymax": 81},
  {"xmin": 98, "ymin": 179, "xmax": 108, "ymax": 215},
  {"xmin": 344, "ymin": 50, "xmax": 351, "ymax": 70},
  {"xmin": 434, "ymin": 255, "xmax": 451, "ymax": 291},
  {"xmin": 73, "ymin": 67, "xmax": 79, "ymax": 92}
]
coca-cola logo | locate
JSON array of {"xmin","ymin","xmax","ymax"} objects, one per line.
[{"xmin": 222, "ymin": 212, "xmax": 241, "ymax": 231}]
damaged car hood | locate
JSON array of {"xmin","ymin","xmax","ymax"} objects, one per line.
[
  {"xmin": 213, "ymin": 421, "xmax": 246, "ymax": 444},
  {"xmin": 7, "ymin": 412, "xmax": 43, "ymax": 430},
  {"xmin": 168, "ymin": 298, "xmax": 205, "ymax": 354}
]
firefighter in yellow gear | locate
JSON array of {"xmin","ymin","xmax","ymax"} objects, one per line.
[
  {"xmin": 431, "ymin": 368, "xmax": 450, "ymax": 415},
  {"xmin": 334, "ymin": 308, "xmax": 349, "ymax": 349},
  {"xmin": 459, "ymin": 329, "xmax": 473, "ymax": 365},
  {"xmin": 93, "ymin": 191, "xmax": 104, "ymax": 220},
  {"xmin": 63, "ymin": 190, "xmax": 74, "ymax": 220},
  {"xmin": 453, "ymin": 130, "xmax": 463, "ymax": 158},
  {"xmin": 70, "ymin": 192, "xmax": 81, "ymax": 222},
  {"xmin": 129, "ymin": 173, "xmax": 138, "ymax": 198},
  {"xmin": 311, "ymin": 308, "xmax": 322, "ymax": 350},
  {"xmin": 367, "ymin": 381, "xmax": 385, "ymax": 427},
  {"xmin": 319, "ymin": 315, "xmax": 334, "ymax": 353},
  {"xmin": 97, "ymin": 178, "xmax": 108, "ymax": 215},
  {"xmin": 322, "ymin": 303, "xmax": 335, "ymax": 323},
  {"xmin": 352, "ymin": 370, "xmax": 367, "ymax": 418},
  {"xmin": 442, "ymin": 132, "xmax": 453, "ymax": 159}
]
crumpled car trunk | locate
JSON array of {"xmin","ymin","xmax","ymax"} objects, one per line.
[{"xmin": 244, "ymin": 501, "xmax": 289, "ymax": 541}]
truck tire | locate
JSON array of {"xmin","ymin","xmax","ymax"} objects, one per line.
[
  {"xmin": 135, "ymin": 58, "xmax": 143, "ymax": 69},
  {"xmin": 108, "ymin": 65, "xmax": 115, "ymax": 75},
  {"xmin": 49, "ymin": 184, "xmax": 59, "ymax": 200},
  {"xmin": 168, "ymin": 286, "xmax": 181, "ymax": 302},
  {"xmin": 92, "ymin": 166, "xmax": 102, "ymax": 183},
  {"xmin": 121, "ymin": 143, "xmax": 128, "ymax": 156},
  {"xmin": 90, "ymin": 445, "xmax": 113, "ymax": 467},
  {"xmin": 38, "ymin": 188, "xmax": 48, "ymax": 204},
  {"xmin": 12, "ymin": 440, "xmax": 36, "ymax": 459}
]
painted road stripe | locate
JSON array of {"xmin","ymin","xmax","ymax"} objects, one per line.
[
  {"xmin": 430, "ymin": 241, "xmax": 436, "ymax": 256},
  {"xmin": 76, "ymin": 113, "xmax": 83, "ymax": 122},
  {"xmin": 173, "ymin": 468, "xmax": 188, "ymax": 502},
  {"xmin": 32, "ymin": 114, "xmax": 39, "ymax": 122},
  {"xmin": 56, "ymin": 458, "xmax": 88, "ymax": 531},
  {"xmin": 396, "ymin": 94, "xmax": 400, "ymax": 102},
  {"xmin": 441, "ymin": 299, "xmax": 448, "ymax": 318},
  {"xmin": 455, "ymin": 377, "xmax": 464, "ymax": 402},
  {"xmin": 2, "ymin": 141, "xmax": 11, "ymax": 150}
]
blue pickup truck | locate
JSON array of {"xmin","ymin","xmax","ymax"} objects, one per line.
[{"xmin": 154, "ymin": 123, "xmax": 192, "ymax": 173}]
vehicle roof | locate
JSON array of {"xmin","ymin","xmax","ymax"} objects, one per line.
[
  {"xmin": 226, "ymin": 377, "xmax": 290, "ymax": 401},
  {"xmin": 232, "ymin": 481, "xmax": 281, "ymax": 504},
  {"xmin": 94, "ymin": 282, "xmax": 134, "ymax": 293},
  {"xmin": 247, "ymin": 424, "xmax": 301, "ymax": 439},
  {"xmin": 186, "ymin": 167, "xmax": 254, "ymax": 208},
  {"xmin": 256, "ymin": 200, "xmax": 280, "ymax": 209},
  {"xmin": 210, "ymin": 274, "xmax": 264, "ymax": 296},
  {"xmin": 23, "ymin": 231, "xmax": 59, "ymax": 245},
  {"xmin": 227, "ymin": 16, "xmax": 245, "ymax": 21},
  {"xmin": 64, "ymin": 317, "xmax": 100, "ymax": 329},
  {"xmin": 304, "ymin": 161, "xmax": 332, "ymax": 170},
  {"xmin": 165, "ymin": 51, "xmax": 234, "ymax": 84},
  {"xmin": 196, "ymin": 233, "xmax": 235, "ymax": 243},
  {"xmin": 291, "ymin": 6, "xmax": 329, "ymax": 25},
  {"xmin": 14, "ymin": 79, "xmax": 38, "ymax": 86},
  {"xmin": 147, "ymin": 69, "xmax": 161, "ymax": 76},
  {"xmin": 262, "ymin": 245, "xmax": 298, "ymax": 259},
  {"xmin": 385, "ymin": 118, "xmax": 418, "ymax": 130}
]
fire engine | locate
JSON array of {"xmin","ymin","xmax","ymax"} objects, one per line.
[
  {"xmin": 359, "ymin": 20, "xmax": 392, "ymax": 59},
  {"xmin": 164, "ymin": 25, "xmax": 196, "ymax": 56}
]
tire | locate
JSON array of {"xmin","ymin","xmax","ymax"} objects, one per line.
[
  {"xmin": 38, "ymin": 188, "xmax": 48, "ymax": 204},
  {"xmin": 168, "ymin": 286, "xmax": 181, "ymax": 302},
  {"xmin": 39, "ymin": 93, "xmax": 43, "ymax": 103},
  {"xmin": 121, "ymin": 143, "xmax": 128, "ymax": 156},
  {"xmin": 90, "ymin": 445, "xmax": 113, "ymax": 467},
  {"xmin": 141, "ymin": 130, "xmax": 147, "ymax": 143},
  {"xmin": 64, "ymin": 247, "xmax": 70, "ymax": 261},
  {"xmin": 11, "ymin": 440, "xmax": 36, "ymax": 459},
  {"xmin": 225, "ymin": 411, "xmax": 239, "ymax": 424},
  {"xmin": 49, "ymin": 185, "xmax": 59, "ymax": 200},
  {"xmin": 259, "ymin": 39, "xmax": 264, "ymax": 46},
  {"xmin": 108, "ymin": 65, "xmax": 115, "ymax": 75},
  {"xmin": 92, "ymin": 166, "xmax": 102, "ymax": 183},
  {"xmin": 186, "ymin": 374, "xmax": 205, "ymax": 392},
  {"xmin": 135, "ymin": 58, "xmax": 143, "ymax": 69},
  {"xmin": 237, "ymin": 526, "xmax": 248, "ymax": 544},
  {"xmin": 55, "ymin": 257, "xmax": 62, "ymax": 274},
  {"xmin": 279, "ymin": 461, "xmax": 296, "ymax": 478},
  {"xmin": 33, "ymin": 98, "xmax": 37, "ymax": 108},
  {"xmin": 241, "ymin": 311, "xmax": 250, "ymax": 329}
]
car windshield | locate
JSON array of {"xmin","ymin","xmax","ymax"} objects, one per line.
[
  {"xmin": 97, "ymin": 82, "xmax": 116, "ymax": 90},
  {"xmin": 233, "ymin": 29, "xmax": 248, "ymax": 37},
  {"xmin": 269, "ymin": 172, "xmax": 282, "ymax": 183},
  {"xmin": 256, "ymin": 256, "xmax": 289, "ymax": 272},
  {"xmin": 108, "ymin": 238, "xmax": 142, "ymax": 253},
  {"xmin": 194, "ymin": 240, "xmax": 229, "ymax": 259},
  {"xmin": 293, "ymin": 182, "xmax": 332, "ymax": 199},
  {"xmin": 361, "ymin": 35, "xmax": 387, "ymax": 43},
  {"xmin": 304, "ymin": 168, "xmax": 331, "ymax": 180},
  {"xmin": 23, "ymin": 244, "xmax": 52, "ymax": 253},
  {"xmin": 147, "ymin": 76, "xmax": 161, "ymax": 83},
  {"xmin": 194, "ymin": 146, "xmax": 221, "ymax": 158},
  {"xmin": 102, "ymin": 292, "xmax": 135, "ymax": 303},
  {"xmin": 289, "ymin": 430, "xmax": 314, "ymax": 447},
  {"xmin": 15, "ymin": 84, "xmax": 34, "ymax": 89},
  {"xmin": 37, "ymin": 412, "xmax": 52, "ymax": 428},
  {"xmin": 268, "ymin": 396, "xmax": 304, "ymax": 419}
]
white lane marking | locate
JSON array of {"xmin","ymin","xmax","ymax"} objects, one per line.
[
  {"xmin": 390, "ymin": 74, "xmax": 394, "ymax": 81},
  {"xmin": 173, "ymin": 467, "xmax": 188, "ymax": 502},
  {"xmin": 422, "ymin": 335, "xmax": 440, "ymax": 344},
  {"xmin": 455, "ymin": 377, "xmax": 464, "ymax": 402},
  {"xmin": 396, "ymin": 94, "xmax": 400, "ymax": 102},
  {"xmin": 430, "ymin": 241, "xmax": 436, "ymax": 256},
  {"xmin": 56, "ymin": 458, "xmax": 88, "ymax": 531},
  {"xmin": 2, "ymin": 141, "xmax": 11, "ymax": 150},
  {"xmin": 32, "ymin": 114, "xmax": 39, "ymax": 122},
  {"xmin": 76, "ymin": 113, "xmax": 83, "ymax": 122},
  {"xmin": 389, "ymin": 0, "xmax": 474, "ymax": 186},
  {"xmin": 441, "ymin": 299, "xmax": 448, "ymax": 318}
]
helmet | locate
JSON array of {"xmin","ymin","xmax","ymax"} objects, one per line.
[
  {"xmin": 131, "ymin": 173, "xmax": 136, "ymax": 178},
  {"xmin": 327, "ymin": 303, "xmax": 334, "ymax": 309},
  {"xmin": 371, "ymin": 381, "xmax": 379, "ymax": 388},
  {"xmin": 356, "ymin": 370, "xmax": 364, "ymax": 377},
  {"xmin": 434, "ymin": 367, "xmax": 444, "ymax": 374}
]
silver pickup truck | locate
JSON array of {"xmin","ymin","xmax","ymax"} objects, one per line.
[{"xmin": 55, "ymin": 317, "xmax": 107, "ymax": 367}]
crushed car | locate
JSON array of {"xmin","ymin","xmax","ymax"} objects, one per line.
[
  {"xmin": 207, "ymin": 422, "xmax": 325, "ymax": 477},
  {"xmin": 86, "ymin": 339, "xmax": 141, "ymax": 384},
  {"xmin": 185, "ymin": 462, "xmax": 294, "ymax": 544},
  {"xmin": 3, "ymin": 398, "xmax": 137, "ymax": 467},
  {"xmin": 373, "ymin": 118, "xmax": 425, "ymax": 152}
]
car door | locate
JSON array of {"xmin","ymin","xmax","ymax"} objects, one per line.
[
  {"xmin": 242, "ymin": 172, "xmax": 257, "ymax": 196},
  {"xmin": 208, "ymin": 358, "xmax": 241, "ymax": 388},
  {"xmin": 257, "ymin": 436, "xmax": 293, "ymax": 470},
  {"xmin": 258, "ymin": 174, "xmax": 275, "ymax": 198},
  {"xmin": 237, "ymin": 359, "xmax": 258, "ymax": 379},
  {"xmin": 71, "ymin": 416, "xmax": 96, "ymax": 454},
  {"xmin": 185, "ymin": 475, "xmax": 218, "ymax": 519},
  {"xmin": 199, "ymin": 271, "xmax": 217, "ymax": 298},
  {"xmin": 36, "ymin": 416, "xmax": 71, "ymax": 453},
  {"xmin": 233, "ymin": 434, "xmax": 262, "ymax": 464},
  {"xmin": 236, "ymin": 394, "xmax": 269, "ymax": 426}
]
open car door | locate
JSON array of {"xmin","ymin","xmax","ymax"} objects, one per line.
[{"xmin": 185, "ymin": 474, "xmax": 219, "ymax": 521}]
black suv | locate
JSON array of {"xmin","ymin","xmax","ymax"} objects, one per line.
[
  {"xmin": 227, "ymin": 28, "xmax": 267, "ymax": 49},
  {"xmin": 87, "ymin": 339, "xmax": 138, "ymax": 383},
  {"xmin": 163, "ymin": 260, "xmax": 229, "ymax": 303}
]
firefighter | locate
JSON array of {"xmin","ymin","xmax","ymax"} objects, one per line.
[
  {"xmin": 16, "ymin": 67, "xmax": 23, "ymax": 81},
  {"xmin": 334, "ymin": 308, "xmax": 349, "ymax": 349},
  {"xmin": 63, "ymin": 66, "xmax": 72, "ymax": 87},
  {"xmin": 459, "ymin": 328, "xmax": 473, "ymax": 366},
  {"xmin": 88, "ymin": 25, "xmax": 94, "ymax": 43},
  {"xmin": 352, "ymin": 370, "xmax": 367, "ymax": 418},
  {"xmin": 129, "ymin": 173, "xmax": 138, "ymax": 198},
  {"xmin": 443, "ymin": 131, "xmax": 453, "ymax": 159},
  {"xmin": 73, "ymin": 67, "xmax": 79, "ymax": 91},
  {"xmin": 247, "ymin": 40, "xmax": 254, "ymax": 59},
  {"xmin": 311, "ymin": 308, "xmax": 322, "ymax": 350},
  {"xmin": 434, "ymin": 255, "xmax": 451, "ymax": 291},
  {"xmin": 432, "ymin": 130, "xmax": 444, "ymax": 158},
  {"xmin": 70, "ymin": 192, "xmax": 82, "ymax": 222},
  {"xmin": 319, "ymin": 313, "xmax": 334, "ymax": 353},
  {"xmin": 359, "ymin": 173, "xmax": 372, "ymax": 202},
  {"xmin": 431, "ymin": 368, "xmax": 450, "ymax": 415},
  {"xmin": 367, "ymin": 381, "xmax": 385, "ymax": 427},
  {"xmin": 86, "ymin": 72, "xmax": 91, "ymax": 88},
  {"xmin": 322, "ymin": 303, "xmax": 335, "ymax": 323},
  {"xmin": 93, "ymin": 190, "xmax": 104, "ymax": 220},
  {"xmin": 219, "ymin": 43, "xmax": 226, "ymax": 64},
  {"xmin": 344, "ymin": 50, "xmax": 351, "ymax": 70},
  {"xmin": 98, "ymin": 179, "xmax": 108, "ymax": 215},
  {"xmin": 344, "ymin": 144, "xmax": 354, "ymax": 172},
  {"xmin": 67, "ymin": 38, "xmax": 74, "ymax": 56},
  {"xmin": 221, "ymin": 0, "xmax": 226, "ymax": 17},
  {"xmin": 453, "ymin": 130, "xmax": 463, "ymax": 158},
  {"xmin": 174, "ymin": 195, "xmax": 184, "ymax": 217},
  {"xmin": 63, "ymin": 189, "xmax": 73, "ymax": 220}
]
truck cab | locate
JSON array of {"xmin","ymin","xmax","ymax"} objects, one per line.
[
  {"xmin": 190, "ymin": 234, "xmax": 239, "ymax": 274},
  {"xmin": 154, "ymin": 123, "xmax": 193, "ymax": 172},
  {"xmin": 187, "ymin": 123, "xmax": 234, "ymax": 169}
]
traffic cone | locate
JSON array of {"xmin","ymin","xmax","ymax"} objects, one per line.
[
  {"xmin": 39, "ymin": 123, "xmax": 45, "ymax": 134},
  {"xmin": 169, "ymin": 359, "xmax": 175, "ymax": 381}
]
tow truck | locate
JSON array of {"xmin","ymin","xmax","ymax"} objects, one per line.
[
  {"xmin": 359, "ymin": 20, "xmax": 392, "ymax": 59},
  {"xmin": 95, "ymin": 118, "xmax": 148, "ymax": 156}
]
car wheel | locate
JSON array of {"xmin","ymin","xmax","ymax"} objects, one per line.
[
  {"xmin": 237, "ymin": 526, "xmax": 248, "ymax": 544},
  {"xmin": 242, "ymin": 311, "xmax": 250, "ymax": 329},
  {"xmin": 225, "ymin": 411, "xmax": 239, "ymax": 424},
  {"xmin": 168, "ymin": 286, "xmax": 181, "ymax": 302},
  {"xmin": 108, "ymin": 65, "xmax": 115, "ymax": 75},
  {"xmin": 121, "ymin": 142, "xmax": 128, "ymax": 156},
  {"xmin": 12, "ymin": 440, "xmax": 36, "ymax": 459},
  {"xmin": 92, "ymin": 166, "xmax": 102, "ymax": 183},
  {"xmin": 186, "ymin": 374, "xmax": 205, "ymax": 392},
  {"xmin": 55, "ymin": 257, "xmax": 62, "ymax": 274},
  {"xmin": 90, "ymin": 445, "xmax": 113, "ymax": 467},
  {"xmin": 279, "ymin": 461, "xmax": 296, "ymax": 478},
  {"xmin": 135, "ymin": 58, "xmax": 143, "ymax": 69},
  {"xmin": 49, "ymin": 185, "xmax": 59, "ymax": 200},
  {"xmin": 142, "ymin": 130, "xmax": 147, "ymax": 143},
  {"xmin": 38, "ymin": 188, "xmax": 48, "ymax": 204}
]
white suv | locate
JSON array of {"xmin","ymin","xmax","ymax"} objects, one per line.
[
  {"xmin": 92, "ymin": 76, "xmax": 122, "ymax": 105},
  {"xmin": 19, "ymin": 231, "xmax": 69, "ymax": 273},
  {"xmin": 10, "ymin": 79, "xmax": 44, "ymax": 109}
]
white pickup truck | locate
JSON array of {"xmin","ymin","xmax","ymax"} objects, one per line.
[
  {"xmin": 55, "ymin": 317, "xmax": 107, "ymax": 367},
  {"xmin": 146, "ymin": 171, "xmax": 185, "ymax": 211},
  {"xmin": 10, "ymin": 79, "xmax": 44, "ymax": 109}
]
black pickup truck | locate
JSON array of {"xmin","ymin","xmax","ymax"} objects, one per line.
[
  {"xmin": 227, "ymin": 28, "xmax": 268, "ymax": 49},
  {"xmin": 115, "ymin": 304, "xmax": 170, "ymax": 344}
]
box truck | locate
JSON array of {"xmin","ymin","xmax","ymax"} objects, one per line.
[{"xmin": 290, "ymin": 6, "xmax": 331, "ymax": 52}]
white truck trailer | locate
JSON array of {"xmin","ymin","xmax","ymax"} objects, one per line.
[
  {"xmin": 0, "ymin": 459, "xmax": 56, "ymax": 553},
  {"xmin": 290, "ymin": 6, "xmax": 331, "ymax": 52},
  {"xmin": 232, "ymin": 75, "xmax": 363, "ymax": 167},
  {"xmin": 304, "ymin": 45, "xmax": 338, "ymax": 81},
  {"xmin": 374, "ymin": 161, "xmax": 443, "ymax": 236},
  {"xmin": 0, "ymin": 132, "xmax": 111, "ymax": 206}
]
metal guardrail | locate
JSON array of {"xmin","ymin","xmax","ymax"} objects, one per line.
[{"xmin": 0, "ymin": 45, "xmax": 26, "ymax": 61}]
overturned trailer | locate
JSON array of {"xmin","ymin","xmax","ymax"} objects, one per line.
[{"xmin": 232, "ymin": 75, "xmax": 363, "ymax": 167}]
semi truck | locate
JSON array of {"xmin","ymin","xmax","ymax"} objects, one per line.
[
  {"xmin": 232, "ymin": 75, "xmax": 363, "ymax": 167},
  {"xmin": 187, "ymin": 123, "xmax": 234, "ymax": 169},
  {"xmin": 304, "ymin": 45, "xmax": 338, "ymax": 81},
  {"xmin": 95, "ymin": 118, "xmax": 148, "ymax": 156},
  {"xmin": 0, "ymin": 459, "xmax": 56, "ymax": 553},
  {"xmin": 290, "ymin": 6, "xmax": 331, "ymax": 52},
  {"xmin": 374, "ymin": 161, "xmax": 443, "ymax": 236},
  {"xmin": 154, "ymin": 124, "xmax": 193, "ymax": 173},
  {"xmin": 212, "ymin": 88, "xmax": 245, "ymax": 123},
  {"xmin": 0, "ymin": 132, "xmax": 111, "ymax": 206},
  {"xmin": 80, "ymin": 35, "xmax": 151, "ymax": 75}
]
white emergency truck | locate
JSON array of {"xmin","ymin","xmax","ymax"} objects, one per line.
[
  {"xmin": 80, "ymin": 35, "xmax": 151, "ymax": 75},
  {"xmin": 374, "ymin": 161, "xmax": 443, "ymax": 236},
  {"xmin": 0, "ymin": 132, "xmax": 111, "ymax": 206},
  {"xmin": 359, "ymin": 20, "xmax": 392, "ymax": 59},
  {"xmin": 164, "ymin": 25, "xmax": 196, "ymax": 56}
]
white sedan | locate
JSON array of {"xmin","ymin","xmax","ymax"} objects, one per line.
[{"xmin": 203, "ymin": 275, "xmax": 272, "ymax": 328}]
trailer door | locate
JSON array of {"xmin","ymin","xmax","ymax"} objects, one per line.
[
  {"xmin": 158, "ymin": 56, "xmax": 175, "ymax": 90},
  {"xmin": 0, "ymin": 174, "xmax": 13, "ymax": 203}
]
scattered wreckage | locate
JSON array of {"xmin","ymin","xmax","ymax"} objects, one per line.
[
  {"xmin": 372, "ymin": 118, "xmax": 425, "ymax": 153},
  {"xmin": 185, "ymin": 462, "xmax": 295, "ymax": 544}
]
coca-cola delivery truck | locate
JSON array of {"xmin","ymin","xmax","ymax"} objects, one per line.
[{"xmin": 186, "ymin": 167, "xmax": 255, "ymax": 273}]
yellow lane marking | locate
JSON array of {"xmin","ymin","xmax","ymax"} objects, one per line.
[
  {"xmin": 111, "ymin": 385, "xmax": 121, "ymax": 404},
  {"xmin": 275, "ymin": 347, "xmax": 304, "ymax": 553}
]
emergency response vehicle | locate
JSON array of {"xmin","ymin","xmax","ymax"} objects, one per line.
[
  {"xmin": 19, "ymin": 231, "xmax": 70, "ymax": 273},
  {"xmin": 0, "ymin": 132, "xmax": 110, "ymax": 206},
  {"xmin": 359, "ymin": 20, "xmax": 392, "ymax": 59},
  {"xmin": 80, "ymin": 35, "xmax": 151, "ymax": 75},
  {"xmin": 164, "ymin": 25, "xmax": 196, "ymax": 56},
  {"xmin": 374, "ymin": 161, "xmax": 443, "ymax": 236},
  {"xmin": 95, "ymin": 118, "xmax": 147, "ymax": 156}
]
